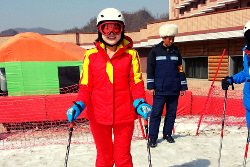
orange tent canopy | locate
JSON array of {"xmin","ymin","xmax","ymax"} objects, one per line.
[{"xmin": 0, "ymin": 32, "xmax": 85, "ymax": 62}]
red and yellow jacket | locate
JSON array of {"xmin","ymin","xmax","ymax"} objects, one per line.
[{"xmin": 77, "ymin": 36, "xmax": 146, "ymax": 125}]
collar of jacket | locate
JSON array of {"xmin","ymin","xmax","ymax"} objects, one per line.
[
  {"xmin": 95, "ymin": 35, "xmax": 133, "ymax": 59},
  {"xmin": 160, "ymin": 41, "xmax": 176, "ymax": 52},
  {"xmin": 95, "ymin": 36, "xmax": 133, "ymax": 60}
]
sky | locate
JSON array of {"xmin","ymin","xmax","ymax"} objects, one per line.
[{"xmin": 0, "ymin": 0, "xmax": 169, "ymax": 32}]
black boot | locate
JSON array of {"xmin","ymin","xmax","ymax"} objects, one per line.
[
  {"xmin": 163, "ymin": 135, "xmax": 175, "ymax": 143},
  {"xmin": 149, "ymin": 138, "xmax": 157, "ymax": 148}
]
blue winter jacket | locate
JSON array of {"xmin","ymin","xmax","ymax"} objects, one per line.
[
  {"xmin": 231, "ymin": 45, "xmax": 250, "ymax": 110},
  {"xmin": 147, "ymin": 42, "xmax": 188, "ymax": 95}
]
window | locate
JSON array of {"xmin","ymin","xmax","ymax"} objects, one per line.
[
  {"xmin": 184, "ymin": 57, "xmax": 208, "ymax": 79},
  {"xmin": 198, "ymin": 0, "xmax": 206, "ymax": 4},
  {"xmin": 0, "ymin": 68, "xmax": 8, "ymax": 96},
  {"xmin": 192, "ymin": 2, "xmax": 198, "ymax": 8},
  {"xmin": 227, "ymin": 2, "xmax": 239, "ymax": 9},
  {"xmin": 180, "ymin": 8, "xmax": 185, "ymax": 15},
  {"xmin": 58, "ymin": 66, "xmax": 80, "ymax": 94},
  {"xmin": 229, "ymin": 56, "xmax": 243, "ymax": 76}
]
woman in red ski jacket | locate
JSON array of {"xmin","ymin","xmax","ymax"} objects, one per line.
[{"xmin": 66, "ymin": 8, "xmax": 152, "ymax": 167}]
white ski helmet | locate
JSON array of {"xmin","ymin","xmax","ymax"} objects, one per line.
[
  {"xmin": 243, "ymin": 20, "xmax": 250, "ymax": 34},
  {"xmin": 96, "ymin": 8, "xmax": 125, "ymax": 26},
  {"xmin": 159, "ymin": 24, "xmax": 178, "ymax": 38}
]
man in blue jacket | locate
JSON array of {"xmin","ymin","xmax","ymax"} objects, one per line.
[
  {"xmin": 147, "ymin": 24, "xmax": 188, "ymax": 147},
  {"xmin": 222, "ymin": 20, "xmax": 250, "ymax": 128}
]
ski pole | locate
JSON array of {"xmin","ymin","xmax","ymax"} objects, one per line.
[
  {"xmin": 196, "ymin": 49, "xmax": 226, "ymax": 136},
  {"xmin": 218, "ymin": 89, "xmax": 228, "ymax": 167},
  {"xmin": 144, "ymin": 119, "xmax": 152, "ymax": 167},
  {"xmin": 243, "ymin": 129, "xmax": 250, "ymax": 167},
  {"xmin": 138, "ymin": 115, "xmax": 147, "ymax": 139},
  {"xmin": 64, "ymin": 108, "xmax": 76, "ymax": 167}
]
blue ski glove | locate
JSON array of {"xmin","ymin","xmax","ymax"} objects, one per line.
[
  {"xmin": 66, "ymin": 101, "xmax": 85, "ymax": 122},
  {"xmin": 133, "ymin": 98, "xmax": 152, "ymax": 120}
]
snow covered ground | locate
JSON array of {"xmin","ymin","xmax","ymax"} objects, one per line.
[{"xmin": 0, "ymin": 116, "xmax": 248, "ymax": 167}]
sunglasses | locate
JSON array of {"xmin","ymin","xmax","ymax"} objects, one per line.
[{"xmin": 98, "ymin": 22, "xmax": 124, "ymax": 35}]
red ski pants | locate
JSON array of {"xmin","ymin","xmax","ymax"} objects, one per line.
[{"xmin": 89, "ymin": 121, "xmax": 134, "ymax": 167}]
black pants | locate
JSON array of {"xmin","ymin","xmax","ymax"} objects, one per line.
[{"xmin": 149, "ymin": 94, "xmax": 179, "ymax": 140}]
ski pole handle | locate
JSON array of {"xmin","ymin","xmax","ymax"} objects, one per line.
[
  {"xmin": 68, "ymin": 101, "xmax": 82, "ymax": 128},
  {"xmin": 69, "ymin": 102, "xmax": 78, "ymax": 129},
  {"xmin": 144, "ymin": 119, "xmax": 149, "ymax": 137},
  {"xmin": 69, "ymin": 121, "xmax": 75, "ymax": 129},
  {"xmin": 64, "ymin": 103, "xmax": 77, "ymax": 167}
]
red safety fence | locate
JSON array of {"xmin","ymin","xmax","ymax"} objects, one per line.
[
  {"xmin": 0, "ymin": 88, "xmax": 246, "ymax": 150},
  {"xmin": 145, "ymin": 91, "xmax": 192, "ymax": 116},
  {"xmin": 0, "ymin": 90, "xmax": 194, "ymax": 124},
  {"xmin": 192, "ymin": 95, "xmax": 245, "ymax": 116}
]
